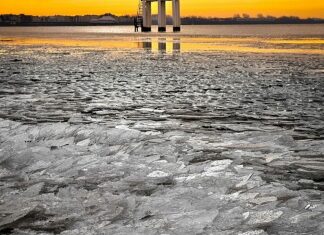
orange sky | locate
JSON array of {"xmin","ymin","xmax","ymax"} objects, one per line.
[{"xmin": 1, "ymin": 0, "xmax": 323, "ymax": 18}]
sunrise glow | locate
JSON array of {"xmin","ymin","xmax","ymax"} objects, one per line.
[{"xmin": 1, "ymin": 0, "xmax": 323, "ymax": 18}]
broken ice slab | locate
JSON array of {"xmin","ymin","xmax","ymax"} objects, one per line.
[
  {"xmin": 0, "ymin": 204, "xmax": 44, "ymax": 232},
  {"xmin": 244, "ymin": 210, "xmax": 283, "ymax": 228}
]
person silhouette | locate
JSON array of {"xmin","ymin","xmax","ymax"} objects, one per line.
[{"xmin": 134, "ymin": 17, "xmax": 139, "ymax": 32}]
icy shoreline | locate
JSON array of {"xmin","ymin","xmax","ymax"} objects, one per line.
[
  {"xmin": 0, "ymin": 35, "xmax": 324, "ymax": 234},
  {"xmin": 0, "ymin": 119, "xmax": 323, "ymax": 234}
]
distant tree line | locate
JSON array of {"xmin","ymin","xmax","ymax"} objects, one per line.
[
  {"xmin": 0, "ymin": 13, "xmax": 323, "ymax": 26},
  {"xmin": 181, "ymin": 14, "xmax": 324, "ymax": 25}
]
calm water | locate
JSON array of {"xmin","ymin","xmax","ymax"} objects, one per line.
[
  {"xmin": 0, "ymin": 25, "xmax": 323, "ymax": 54},
  {"xmin": 1, "ymin": 24, "xmax": 324, "ymax": 37}
]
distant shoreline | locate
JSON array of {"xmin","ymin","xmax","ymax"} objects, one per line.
[
  {"xmin": 1, "ymin": 22, "xmax": 324, "ymax": 27},
  {"xmin": 1, "ymin": 13, "xmax": 323, "ymax": 27}
]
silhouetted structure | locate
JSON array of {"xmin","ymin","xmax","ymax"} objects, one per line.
[{"xmin": 140, "ymin": 0, "xmax": 181, "ymax": 32}]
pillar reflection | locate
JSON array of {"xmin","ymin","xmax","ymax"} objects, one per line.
[
  {"xmin": 139, "ymin": 37, "xmax": 181, "ymax": 54},
  {"xmin": 173, "ymin": 38, "xmax": 181, "ymax": 52},
  {"xmin": 141, "ymin": 40, "xmax": 152, "ymax": 51},
  {"xmin": 158, "ymin": 38, "xmax": 167, "ymax": 53}
]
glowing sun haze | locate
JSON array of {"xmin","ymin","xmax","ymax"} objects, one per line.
[{"xmin": 1, "ymin": 0, "xmax": 323, "ymax": 18}]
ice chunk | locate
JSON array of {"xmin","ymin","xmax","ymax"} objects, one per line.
[
  {"xmin": 0, "ymin": 204, "xmax": 43, "ymax": 231},
  {"xmin": 203, "ymin": 159, "xmax": 233, "ymax": 177},
  {"xmin": 147, "ymin": 171, "xmax": 170, "ymax": 178},
  {"xmin": 245, "ymin": 210, "xmax": 283, "ymax": 227},
  {"xmin": 249, "ymin": 196, "xmax": 277, "ymax": 205},
  {"xmin": 238, "ymin": 230, "xmax": 267, "ymax": 235}
]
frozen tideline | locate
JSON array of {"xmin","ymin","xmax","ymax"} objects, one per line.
[{"xmin": 0, "ymin": 26, "xmax": 324, "ymax": 234}]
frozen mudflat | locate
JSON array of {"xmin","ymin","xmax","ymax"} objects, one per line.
[{"xmin": 0, "ymin": 31, "xmax": 324, "ymax": 234}]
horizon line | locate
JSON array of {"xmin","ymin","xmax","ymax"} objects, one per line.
[{"xmin": 1, "ymin": 13, "xmax": 323, "ymax": 20}]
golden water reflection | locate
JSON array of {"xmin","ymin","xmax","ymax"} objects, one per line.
[
  {"xmin": 139, "ymin": 38, "xmax": 181, "ymax": 54},
  {"xmin": 0, "ymin": 37, "xmax": 323, "ymax": 55},
  {"xmin": 266, "ymin": 39, "xmax": 324, "ymax": 44}
]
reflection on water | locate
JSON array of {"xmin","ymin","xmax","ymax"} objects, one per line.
[
  {"xmin": 158, "ymin": 38, "xmax": 167, "ymax": 52},
  {"xmin": 139, "ymin": 38, "xmax": 181, "ymax": 54},
  {"xmin": 0, "ymin": 25, "xmax": 323, "ymax": 55},
  {"xmin": 0, "ymin": 25, "xmax": 324, "ymax": 37},
  {"xmin": 141, "ymin": 41, "xmax": 152, "ymax": 51},
  {"xmin": 0, "ymin": 37, "xmax": 140, "ymax": 49},
  {"xmin": 266, "ymin": 39, "xmax": 324, "ymax": 44},
  {"xmin": 173, "ymin": 38, "xmax": 181, "ymax": 51},
  {"xmin": 0, "ymin": 35, "xmax": 323, "ymax": 55}
]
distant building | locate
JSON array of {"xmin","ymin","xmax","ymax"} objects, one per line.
[
  {"xmin": 19, "ymin": 14, "xmax": 33, "ymax": 24},
  {"xmin": 90, "ymin": 15, "xmax": 117, "ymax": 24},
  {"xmin": 47, "ymin": 15, "xmax": 74, "ymax": 23},
  {"xmin": 5, "ymin": 14, "xmax": 20, "ymax": 25},
  {"xmin": 32, "ymin": 16, "xmax": 41, "ymax": 23},
  {"xmin": 74, "ymin": 15, "xmax": 97, "ymax": 23}
]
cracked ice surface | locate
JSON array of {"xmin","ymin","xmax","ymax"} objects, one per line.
[
  {"xmin": 0, "ymin": 41, "xmax": 323, "ymax": 234},
  {"xmin": 0, "ymin": 119, "xmax": 324, "ymax": 234}
]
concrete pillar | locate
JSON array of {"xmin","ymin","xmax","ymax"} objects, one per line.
[
  {"xmin": 172, "ymin": 0, "xmax": 181, "ymax": 32},
  {"xmin": 158, "ymin": 0, "xmax": 166, "ymax": 32},
  {"xmin": 142, "ymin": 0, "xmax": 152, "ymax": 32}
]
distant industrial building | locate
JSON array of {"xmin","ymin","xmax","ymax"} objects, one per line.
[{"xmin": 90, "ymin": 15, "xmax": 117, "ymax": 24}]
